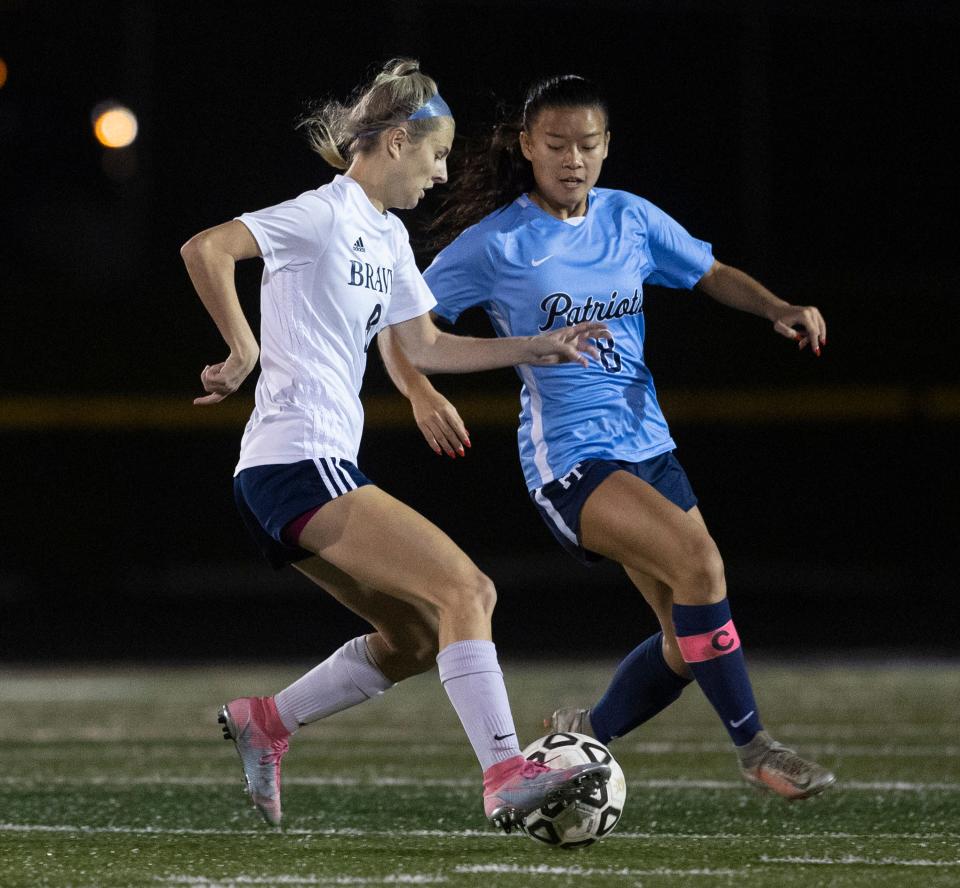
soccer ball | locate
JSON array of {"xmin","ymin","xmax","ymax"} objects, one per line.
[{"xmin": 521, "ymin": 732, "xmax": 627, "ymax": 848}]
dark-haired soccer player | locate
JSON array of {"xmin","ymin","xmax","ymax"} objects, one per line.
[{"xmin": 380, "ymin": 73, "xmax": 834, "ymax": 800}]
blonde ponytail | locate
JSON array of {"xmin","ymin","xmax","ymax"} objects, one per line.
[{"xmin": 299, "ymin": 58, "xmax": 448, "ymax": 170}]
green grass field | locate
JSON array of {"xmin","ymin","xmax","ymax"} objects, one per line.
[{"xmin": 2, "ymin": 660, "xmax": 959, "ymax": 887}]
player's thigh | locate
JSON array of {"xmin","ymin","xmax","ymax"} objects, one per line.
[
  {"xmin": 580, "ymin": 470, "xmax": 718, "ymax": 584},
  {"xmin": 296, "ymin": 485, "xmax": 488, "ymax": 609},
  {"xmin": 686, "ymin": 505, "xmax": 708, "ymax": 529},
  {"xmin": 293, "ymin": 554, "xmax": 439, "ymax": 644}
]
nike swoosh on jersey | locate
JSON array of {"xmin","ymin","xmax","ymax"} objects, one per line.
[{"xmin": 531, "ymin": 255, "xmax": 554, "ymax": 267}]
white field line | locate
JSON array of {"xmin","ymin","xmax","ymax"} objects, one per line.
[
  {"xmin": 2, "ymin": 823, "xmax": 958, "ymax": 842},
  {"xmin": 7, "ymin": 718, "xmax": 959, "ymax": 734},
  {"xmin": 616, "ymin": 742, "xmax": 960, "ymax": 758},
  {"xmin": 157, "ymin": 877, "xmax": 447, "ymax": 886},
  {"xmin": 759, "ymin": 855, "xmax": 960, "ymax": 867},
  {"xmin": 3, "ymin": 775, "xmax": 960, "ymax": 793},
  {"xmin": 452, "ymin": 864, "xmax": 742, "ymax": 876},
  {"xmin": 9, "ymin": 738, "xmax": 960, "ymax": 757},
  {"xmin": 154, "ymin": 872, "xmax": 745, "ymax": 886}
]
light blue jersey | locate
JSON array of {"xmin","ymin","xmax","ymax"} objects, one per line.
[{"xmin": 424, "ymin": 188, "xmax": 714, "ymax": 490}]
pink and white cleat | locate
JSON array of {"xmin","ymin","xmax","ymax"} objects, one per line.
[
  {"xmin": 218, "ymin": 696, "xmax": 290, "ymax": 826},
  {"xmin": 482, "ymin": 754, "xmax": 611, "ymax": 833}
]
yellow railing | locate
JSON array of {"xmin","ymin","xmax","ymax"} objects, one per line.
[{"xmin": 0, "ymin": 386, "xmax": 956, "ymax": 430}]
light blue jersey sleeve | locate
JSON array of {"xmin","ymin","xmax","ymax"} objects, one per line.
[
  {"xmin": 422, "ymin": 227, "xmax": 496, "ymax": 323},
  {"xmin": 641, "ymin": 200, "xmax": 715, "ymax": 289}
]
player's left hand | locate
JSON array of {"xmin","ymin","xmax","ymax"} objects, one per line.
[
  {"xmin": 409, "ymin": 385, "xmax": 471, "ymax": 458},
  {"xmin": 530, "ymin": 321, "xmax": 609, "ymax": 368},
  {"xmin": 771, "ymin": 305, "xmax": 827, "ymax": 356}
]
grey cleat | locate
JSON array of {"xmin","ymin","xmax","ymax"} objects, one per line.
[
  {"xmin": 545, "ymin": 707, "xmax": 595, "ymax": 738},
  {"xmin": 737, "ymin": 730, "xmax": 836, "ymax": 800}
]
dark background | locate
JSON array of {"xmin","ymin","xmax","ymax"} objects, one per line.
[{"xmin": 1, "ymin": 0, "xmax": 957, "ymax": 660}]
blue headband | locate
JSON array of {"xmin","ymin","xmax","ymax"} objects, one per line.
[{"xmin": 408, "ymin": 93, "xmax": 452, "ymax": 120}]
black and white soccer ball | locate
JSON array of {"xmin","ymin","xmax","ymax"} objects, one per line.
[{"xmin": 521, "ymin": 732, "xmax": 627, "ymax": 848}]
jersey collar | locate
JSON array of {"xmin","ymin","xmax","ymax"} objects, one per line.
[{"xmin": 516, "ymin": 190, "xmax": 596, "ymax": 225}]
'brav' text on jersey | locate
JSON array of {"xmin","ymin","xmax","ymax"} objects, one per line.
[
  {"xmin": 348, "ymin": 260, "xmax": 393, "ymax": 295},
  {"xmin": 538, "ymin": 289, "xmax": 643, "ymax": 331}
]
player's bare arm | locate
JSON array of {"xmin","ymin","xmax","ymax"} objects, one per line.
[
  {"xmin": 696, "ymin": 260, "xmax": 827, "ymax": 355},
  {"xmin": 378, "ymin": 325, "xmax": 471, "ymax": 457},
  {"xmin": 387, "ymin": 312, "xmax": 608, "ymax": 374},
  {"xmin": 180, "ymin": 220, "xmax": 262, "ymax": 404}
]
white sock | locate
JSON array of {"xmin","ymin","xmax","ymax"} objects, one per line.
[
  {"xmin": 436, "ymin": 639, "xmax": 521, "ymax": 772},
  {"xmin": 274, "ymin": 636, "xmax": 394, "ymax": 734}
]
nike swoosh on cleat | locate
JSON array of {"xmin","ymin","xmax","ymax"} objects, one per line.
[
  {"xmin": 730, "ymin": 710, "xmax": 755, "ymax": 728},
  {"xmin": 493, "ymin": 732, "xmax": 516, "ymax": 741},
  {"xmin": 531, "ymin": 255, "xmax": 554, "ymax": 267}
]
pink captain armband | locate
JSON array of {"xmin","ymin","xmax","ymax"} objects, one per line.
[{"xmin": 676, "ymin": 619, "xmax": 742, "ymax": 663}]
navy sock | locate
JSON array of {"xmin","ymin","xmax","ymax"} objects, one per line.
[
  {"xmin": 590, "ymin": 631, "xmax": 692, "ymax": 745},
  {"xmin": 672, "ymin": 600, "xmax": 762, "ymax": 746}
]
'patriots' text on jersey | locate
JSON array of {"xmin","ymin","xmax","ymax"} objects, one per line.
[{"xmin": 424, "ymin": 188, "xmax": 714, "ymax": 489}]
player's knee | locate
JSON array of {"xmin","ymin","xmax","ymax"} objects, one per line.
[
  {"xmin": 465, "ymin": 571, "xmax": 498, "ymax": 620},
  {"xmin": 434, "ymin": 568, "xmax": 497, "ymax": 620},
  {"xmin": 674, "ymin": 532, "xmax": 725, "ymax": 603}
]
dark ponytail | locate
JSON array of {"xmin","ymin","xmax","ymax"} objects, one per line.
[{"xmin": 430, "ymin": 75, "xmax": 608, "ymax": 249}]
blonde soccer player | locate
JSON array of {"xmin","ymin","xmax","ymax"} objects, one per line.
[{"xmin": 181, "ymin": 59, "xmax": 610, "ymax": 831}]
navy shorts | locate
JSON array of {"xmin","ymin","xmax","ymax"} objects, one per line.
[
  {"xmin": 530, "ymin": 451, "xmax": 698, "ymax": 565},
  {"xmin": 234, "ymin": 457, "xmax": 372, "ymax": 570}
]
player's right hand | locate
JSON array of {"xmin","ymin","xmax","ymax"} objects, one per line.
[
  {"xmin": 409, "ymin": 385, "xmax": 471, "ymax": 458},
  {"xmin": 529, "ymin": 320, "xmax": 609, "ymax": 368},
  {"xmin": 771, "ymin": 304, "xmax": 827, "ymax": 356},
  {"xmin": 194, "ymin": 351, "xmax": 258, "ymax": 405}
]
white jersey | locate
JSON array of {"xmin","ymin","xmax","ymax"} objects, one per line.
[{"xmin": 234, "ymin": 174, "xmax": 436, "ymax": 473}]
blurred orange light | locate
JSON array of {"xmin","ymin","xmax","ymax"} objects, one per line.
[
  {"xmin": 0, "ymin": 58, "xmax": 8, "ymax": 89},
  {"xmin": 93, "ymin": 104, "xmax": 138, "ymax": 148}
]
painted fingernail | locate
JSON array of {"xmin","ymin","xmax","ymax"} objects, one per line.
[
  {"xmin": 464, "ymin": 438, "xmax": 472, "ymax": 449},
  {"xmin": 446, "ymin": 450, "xmax": 455, "ymax": 458},
  {"xmin": 457, "ymin": 446, "xmax": 465, "ymax": 456},
  {"xmin": 815, "ymin": 347, "xmax": 821, "ymax": 357}
]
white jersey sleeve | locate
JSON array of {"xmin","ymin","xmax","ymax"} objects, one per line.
[
  {"xmin": 237, "ymin": 191, "xmax": 336, "ymax": 274},
  {"xmin": 382, "ymin": 233, "xmax": 437, "ymax": 326}
]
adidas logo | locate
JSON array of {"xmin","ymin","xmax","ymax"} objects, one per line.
[{"xmin": 352, "ymin": 237, "xmax": 365, "ymax": 253}]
